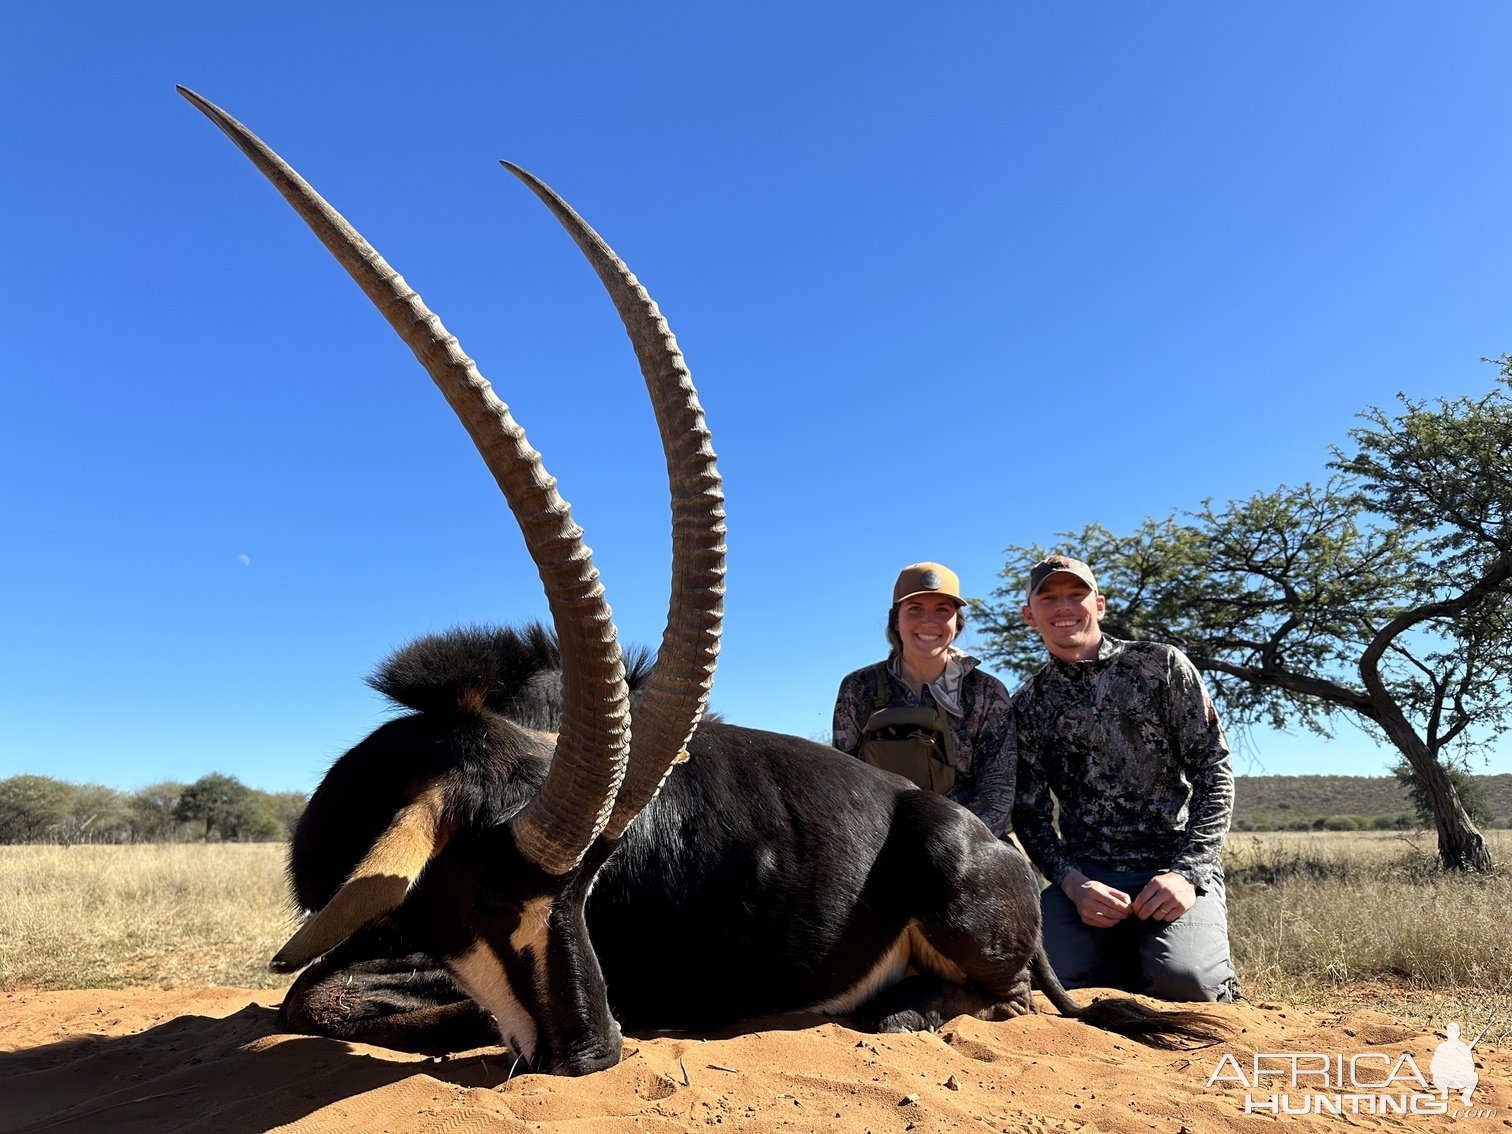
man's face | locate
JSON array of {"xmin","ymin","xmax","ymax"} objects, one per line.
[{"xmin": 1022, "ymin": 573, "xmax": 1106, "ymax": 663}]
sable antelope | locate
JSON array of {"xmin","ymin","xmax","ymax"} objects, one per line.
[{"xmin": 182, "ymin": 88, "xmax": 1224, "ymax": 1076}]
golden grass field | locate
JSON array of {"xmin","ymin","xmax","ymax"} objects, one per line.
[
  {"xmin": 1223, "ymin": 829, "xmax": 1511, "ymax": 1041},
  {"xmin": 3, "ymin": 831, "xmax": 1509, "ymax": 1040},
  {"xmin": 1, "ymin": 842, "xmax": 293, "ymax": 991}
]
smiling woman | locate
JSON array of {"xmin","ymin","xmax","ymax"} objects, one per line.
[{"xmin": 831, "ymin": 563, "xmax": 1018, "ymax": 838}]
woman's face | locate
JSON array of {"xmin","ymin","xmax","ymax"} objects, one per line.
[{"xmin": 896, "ymin": 594, "xmax": 961, "ymax": 669}]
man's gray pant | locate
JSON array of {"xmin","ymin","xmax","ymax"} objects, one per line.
[{"xmin": 1039, "ymin": 867, "xmax": 1239, "ymax": 1003}]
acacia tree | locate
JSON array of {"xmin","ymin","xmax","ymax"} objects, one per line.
[
  {"xmin": 52, "ymin": 783, "xmax": 129, "ymax": 845},
  {"xmin": 977, "ymin": 363, "xmax": 1512, "ymax": 872},
  {"xmin": 262, "ymin": 790, "xmax": 307, "ymax": 840},
  {"xmin": 174, "ymin": 773, "xmax": 278, "ymax": 842},
  {"xmin": 0, "ymin": 775, "xmax": 72, "ymax": 843},
  {"xmin": 130, "ymin": 781, "xmax": 189, "ymax": 842}
]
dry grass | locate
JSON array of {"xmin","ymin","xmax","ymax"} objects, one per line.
[
  {"xmin": 0, "ymin": 843, "xmax": 294, "ymax": 991},
  {"xmin": 2, "ymin": 833, "xmax": 1508, "ymax": 1039},
  {"xmin": 1224, "ymin": 829, "xmax": 1512, "ymax": 1040}
]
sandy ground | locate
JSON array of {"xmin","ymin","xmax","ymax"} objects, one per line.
[{"xmin": 2, "ymin": 988, "xmax": 1505, "ymax": 1133}]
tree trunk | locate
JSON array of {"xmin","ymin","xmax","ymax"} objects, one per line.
[
  {"xmin": 1382, "ymin": 719, "xmax": 1493, "ymax": 871},
  {"xmin": 1418, "ymin": 757, "xmax": 1493, "ymax": 872},
  {"xmin": 1359, "ymin": 625, "xmax": 1495, "ymax": 872}
]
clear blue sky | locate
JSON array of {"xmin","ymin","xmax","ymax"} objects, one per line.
[{"xmin": 4, "ymin": 3, "xmax": 1509, "ymax": 794}]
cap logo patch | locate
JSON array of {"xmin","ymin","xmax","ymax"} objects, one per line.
[{"xmin": 919, "ymin": 569, "xmax": 942, "ymax": 590}]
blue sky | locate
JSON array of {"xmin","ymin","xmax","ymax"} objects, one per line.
[{"xmin": 3, "ymin": 3, "xmax": 1509, "ymax": 794}]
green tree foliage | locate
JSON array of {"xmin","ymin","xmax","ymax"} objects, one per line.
[
  {"xmin": 1392, "ymin": 759, "xmax": 1491, "ymax": 828},
  {"xmin": 0, "ymin": 775, "xmax": 74, "ymax": 842},
  {"xmin": 175, "ymin": 773, "xmax": 281, "ymax": 842},
  {"xmin": 978, "ymin": 363, "xmax": 1512, "ymax": 872},
  {"xmin": 129, "ymin": 781, "xmax": 189, "ymax": 841},
  {"xmin": 0, "ymin": 775, "xmax": 303, "ymax": 843},
  {"xmin": 263, "ymin": 791, "xmax": 308, "ymax": 840},
  {"xmin": 0, "ymin": 778, "xmax": 132, "ymax": 842},
  {"xmin": 55, "ymin": 782, "xmax": 131, "ymax": 845}
]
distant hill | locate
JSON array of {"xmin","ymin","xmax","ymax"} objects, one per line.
[{"xmin": 1233, "ymin": 773, "xmax": 1512, "ymax": 831}]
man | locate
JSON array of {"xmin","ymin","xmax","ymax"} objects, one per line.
[{"xmin": 1010, "ymin": 554, "xmax": 1239, "ymax": 1003}]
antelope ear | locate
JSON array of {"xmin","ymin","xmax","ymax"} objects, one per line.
[
  {"xmin": 270, "ymin": 785, "xmax": 450, "ymax": 972},
  {"xmin": 271, "ymin": 873, "xmax": 413, "ymax": 972}
]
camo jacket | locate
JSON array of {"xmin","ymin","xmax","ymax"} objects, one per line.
[
  {"xmin": 1010, "ymin": 635, "xmax": 1233, "ymax": 891},
  {"xmin": 832, "ymin": 653, "xmax": 1017, "ymax": 838}
]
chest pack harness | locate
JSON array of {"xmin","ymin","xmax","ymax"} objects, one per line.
[{"xmin": 858, "ymin": 662, "xmax": 958, "ymax": 794}]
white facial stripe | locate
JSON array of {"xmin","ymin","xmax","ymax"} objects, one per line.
[{"xmin": 451, "ymin": 940, "xmax": 539, "ymax": 1063}]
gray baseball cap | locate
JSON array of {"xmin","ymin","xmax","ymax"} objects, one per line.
[{"xmin": 1025, "ymin": 555, "xmax": 1098, "ymax": 601}]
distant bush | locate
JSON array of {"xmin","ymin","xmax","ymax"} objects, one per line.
[
  {"xmin": 1312, "ymin": 815, "xmax": 1372, "ymax": 831},
  {"xmin": 0, "ymin": 774, "xmax": 305, "ymax": 844},
  {"xmin": 1233, "ymin": 772, "xmax": 1511, "ymax": 831}
]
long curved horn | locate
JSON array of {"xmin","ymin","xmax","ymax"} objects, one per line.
[
  {"xmin": 501, "ymin": 165, "xmax": 725, "ymax": 839},
  {"xmin": 179, "ymin": 88, "xmax": 625, "ymax": 875}
]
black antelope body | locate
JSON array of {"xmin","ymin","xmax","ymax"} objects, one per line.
[{"xmin": 183, "ymin": 89, "xmax": 1223, "ymax": 1076}]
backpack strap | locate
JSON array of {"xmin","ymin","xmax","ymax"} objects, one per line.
[
  {"xmin": 870, "ymin": 661, "xmax": 893, "ymax": 716},
  {"xmin": 930, "ymin": 686, "xmax": 959, "ymax": 771},
  {"xmin": 870, "ymin": 660, "xmax": 961, "ymax": 776}
]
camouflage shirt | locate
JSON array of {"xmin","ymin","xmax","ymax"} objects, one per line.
[
  {"xmin": 1010, "ymin": 635, "xmax": 1233, "ymax": 891},
  {"xmin": 833, "ymin": 654, "xmax": 1017, "ymax": 838}
]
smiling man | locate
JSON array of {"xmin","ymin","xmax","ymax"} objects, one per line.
[{"xmin": 1010, "ymin": 555, "xmax": 1239, "ymax": 1003}]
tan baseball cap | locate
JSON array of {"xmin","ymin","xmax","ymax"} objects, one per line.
[
  {"xmin": 1025, "ymin": 554, "xmax": 1098, "ymax": 601},
  {"xmin": 893, "ymin": 562, "xmax": 965, "ymax": 606}
]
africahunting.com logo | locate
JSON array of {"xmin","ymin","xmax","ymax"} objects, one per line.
[{"xmin": 1205, "ymin": 1020, "xmax": 1497, "ymax": 1119}]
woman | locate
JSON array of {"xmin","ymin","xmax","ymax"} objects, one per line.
[{"xmin": 832, "ymin": 562, "xmax": 1016, "ymax": 837}]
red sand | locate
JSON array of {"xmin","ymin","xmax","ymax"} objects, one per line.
[{"xmin": 2, "ymin": 988, "xmax": 1504, "ymax": 1132}]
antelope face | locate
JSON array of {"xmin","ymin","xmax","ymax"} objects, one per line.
[
  {"xmin": 405, "ymin": 826, "xmax": 622, "ymax": 1076},
  {"xmin": 184, "ymin": 88, "xmax": 723, "ymax": 1075}
]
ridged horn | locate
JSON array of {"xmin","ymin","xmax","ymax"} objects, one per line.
[
  {"xmin": 179, "ymin": 88, "xmax": 626, "ymax": 874},
  {"xmin": 500, "ymin": 164, "xmax": 725, "ymax": 840}
]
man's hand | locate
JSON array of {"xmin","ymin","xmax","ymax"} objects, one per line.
[
  {"xmin": 1060, "ymin": 870, "xmax": 1133, "ymax": 928},
  {"xmin": 1131, "ymin": 871, "xmax": 1196, "ymax": 922}
]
